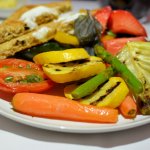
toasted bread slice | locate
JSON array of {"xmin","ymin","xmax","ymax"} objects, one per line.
[
  {"xmin": 0, "ymin": 1, "xmax": 71, "ymax": 44},
  {"xmin": 4, "ymin": 1, "xmax": 71, "ymax": 23},
  {"xmin": 0, "ymin": 21, "xmax": 27, "ymax": 44},
  {"xmin": 0, "ymin": 22, "xmax": 57, "ymax": 60}
]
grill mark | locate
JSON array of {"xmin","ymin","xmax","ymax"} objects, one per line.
[{"xmin": 91, "ymin": 81, "xmax": 121, "ymax": 105}]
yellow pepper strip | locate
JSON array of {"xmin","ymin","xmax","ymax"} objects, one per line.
[
  {"xmin": 101, "ymin": 35, "xmax": 115, "ymax": 43},
  {"xmin": 101, "ymin": 31, "xmax": 116, "ymax": 43},
  {"xmin": 33, "ymin": 48, "xmax": 89, "ymax": 64},
  {"xmin": 80, "ymin": 77, "xmax": 129, "ymax": 108},
  {"xmin": 54, "ymin": 31, "xmax": 79, "ymax": 46},
  {"xmin": 43, "ymin": 56, "xmax": 106, "ymax": 83}
]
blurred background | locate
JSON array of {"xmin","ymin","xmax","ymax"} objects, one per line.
[
  {"xmin": 99, "ymin": 0, "xmax": 150, "ymax": 23},
  {"xmin": 0, "ymin": 0, "xmax": 149, "ymax": 23}
]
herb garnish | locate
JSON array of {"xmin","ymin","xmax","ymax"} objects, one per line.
[{"xmin": 74, "ymin": 10, "xmax": 102, "ymax": 46}]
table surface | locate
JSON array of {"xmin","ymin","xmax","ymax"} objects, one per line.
[{"xmin": 0, "ymin": 1, "xmax": 150, "ymax": 150}]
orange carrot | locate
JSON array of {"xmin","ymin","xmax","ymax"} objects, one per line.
[
  {"xmin": 119, "ymin": 94, "xmax": 137, "ymax": 119},
  {"xmin": 12, "ymin": 93, "xmax": 118, "ymax": 123}
]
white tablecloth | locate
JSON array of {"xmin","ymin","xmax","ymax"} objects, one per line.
[{"xmin": 0, "ymin": 1, "xmax": 150, "ymax": 150}]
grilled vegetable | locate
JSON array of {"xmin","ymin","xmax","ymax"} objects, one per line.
[
  {"xmin": 94, "ymin": 45, "xmax": 143, "ymax": 94},
  {"xmin": 108, "ymin": 10, "xmax": 147, "ymax": 36},
  {"xmin": 74, "ymin": 10, "xmax": 102, "ymax": 46},
  {"xmin": 42, "ymin": 56, "xmax": 106, "ymax": 83},
  {"xmin": 33, "ymin": 48, "xmax": 90, "ymax": 64},
  {"xmin": 94, "ymin": 6, "xmax": 112, "ymax": 33},
  {"xmin": 14, "ymin": 41, "xmax": 69, "ymax": 61},
  {"xmin": 102, "ymin": 36, "xmax": 145, "ymax": 56},
  {"xmin": 71, "ymin": 67, "xmax": 114, "ymax": 99},
  {"xmin": 54, "ymin": 31, "xmax": 79, "ymax": 46},
  {"xmin": 80, "ymin": 77, "xmax": 129, "ymax": 108},
  {"xmin": 117, "ymin": 42, "xmax": 150, "ymax": 115}
]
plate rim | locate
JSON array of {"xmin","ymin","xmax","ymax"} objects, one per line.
[{"xmin": 0, "ymin": 99, "xmax": 150, "ymax": 133}]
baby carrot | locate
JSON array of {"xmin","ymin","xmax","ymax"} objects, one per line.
[
  {"xmin": 12, "ymin": 93, "xmax": 118, "ymax": 123},
  {"xmin": 119, "ymin": 94, "xmax": 137, "ymax": 119}
]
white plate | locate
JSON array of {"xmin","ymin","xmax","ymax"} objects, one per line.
[
  {"xmin": 0, "ymin": 3, "xmax": 150, "ymax": 133},
  {"xmin": 0, "ymin": 98, "xmax": 150, "ymax": 133},
  {"xmin": 0, "ymin": 28, "xmax": 150, "ymax": 134}
]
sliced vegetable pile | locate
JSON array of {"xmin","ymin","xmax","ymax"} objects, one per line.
[{"xmin": 0, "ymin": 5, "xmax": 150, "ymax": 123}]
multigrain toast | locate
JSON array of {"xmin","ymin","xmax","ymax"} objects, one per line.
[
  {"xmin": 0, "ymin": 21, "xmax": 26, "ymax": 44},
  {"xmin": 0, "ymin": 21, "xmax": 58, "ymax": 60},
  {"xmin": 0, "ymin": 1, "xmax": 71, "ymax": 44}
]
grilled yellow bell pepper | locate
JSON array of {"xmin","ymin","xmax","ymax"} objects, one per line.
[
  {"xmin": 80, "ymin": 77, "xmax": 129, "ymax": 108},
  {"xmin": 54, "ymin": 31, "xmax": 79, "ymax": 46}
]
